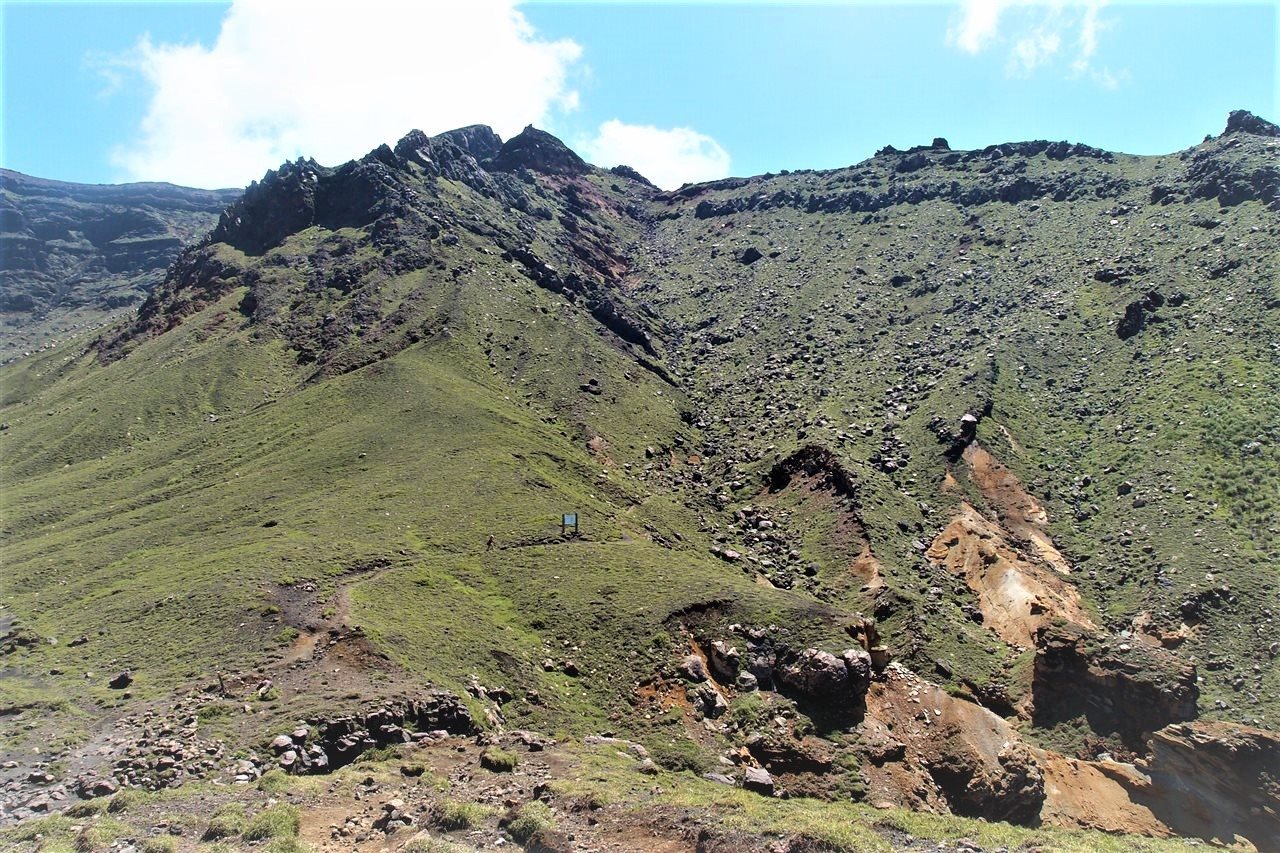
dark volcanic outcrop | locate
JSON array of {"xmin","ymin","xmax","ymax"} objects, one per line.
[
  {"xmin": 95, "ymin": 124, "xmax": 659, "ymax": 373},
  {"xmin": 490, "ymin": 125, "xmax": 590, "ymax": 176}
]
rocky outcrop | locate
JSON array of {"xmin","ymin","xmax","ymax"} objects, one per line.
[
  {"xmin": 95, "ymin": 124, "xmax": 665, "ymax": 375},
  {"xmin": 691, "ymin": 143, "xmax": 1125, "ymax": 220},
  {"xmin": 392, "ymin": 125, "xmax": 503, "ymax": 187},
  {"xmin": 860, "ymin": 664, "xmax": 1046, "ymax": 825},
  {"xmin": 774, "ymin": 647, "xmax": 872, "ymax": 704},
  {"xmin": 209, "ymin": 151, "xmax": 423, "ymax": 256},
  {"xmin": 925, "ymin": 739, "xmax": 1045, "ymax": 826},
  {"xmin": 766, "ymin": 445, "xmax": 859, "ymax": 503},
  {"xmin": 1039, "ymin": 721, "xmax": 1280, "ymax": 847},
  {"xmin": 287, "ymin": 693, "xmax": 475, "ymax": 773},
  {"xmin": 490, "ymin": 126, "xmax": 590, "ymax": 177},
  {"xmin": 1184, "ymin": 118, "xmax": 1280, "ymax": 210},
  {"xmin": 1031, "ymin": 623, "xmax": 1198, "ymax": 755},
  {"xmin": 1138, "ymin": 722, "xmax": 1280, "ymax": 849},
  {"xmin": 1116, "ymin": 290, "xmax": 1167, "ymax": 339},
  {"xmin": 1223, "ymin": 109, "xmax": 1280, "ymax": 137}
]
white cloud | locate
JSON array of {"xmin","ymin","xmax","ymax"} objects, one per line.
[
  {"xmin": 1008, "ymin": 29, "xmax": 1061, "ymax": 75},
  {"xmin": 948, "ymin": 0, "xmax": 1121, "ymax": 85},
  {"xmin": 1089, "ymin": 66, "xmax": 1129, "ymax": 90},
  {"xmin": 110, "ymin": 0, "xmax": 584, "ymax": 188},
  {"xmin": 949, "ymin": 0, "xmax": 1014, "ymax": 54},
  {"xmin": 580, "ymin": 120, "xmax": 731, "ymax": 190}
]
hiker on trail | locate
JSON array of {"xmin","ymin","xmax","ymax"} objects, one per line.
[{"xmin": 486, "ymin": 534, "xmax": 496, "ymax": 551}]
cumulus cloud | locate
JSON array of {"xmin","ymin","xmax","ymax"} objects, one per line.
[
  {"xmin": 111, "ymin": 0, "xmax": 585, "ymax": 187},
  {"xmin": 580, "ymin": 120, "xmax": 731, "ymax": 190},
  {"xmin": 948, "ymin": 0, "xmax": 1119, "ymax": 84}
]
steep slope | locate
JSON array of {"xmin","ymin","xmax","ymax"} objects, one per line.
[
  {"xmin": 0, "ymin": 170, "xmax": 239, "ymax": 361},
  {"xmin": 1, "ymin": 114, "xmax": 1277, "ymax": 849}
]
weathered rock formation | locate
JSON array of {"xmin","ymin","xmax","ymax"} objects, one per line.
[{"xmin": 1031, "ymin": 623, "xmax": 1198, "ymax": 756}]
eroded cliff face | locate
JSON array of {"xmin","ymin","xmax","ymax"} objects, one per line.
[
  {"xmin": 0, "ymin": 170, "xmax": 238, "ymax": 359},
  {"xmin": 1031, "ymin": 623, "xmax": 1199, "ymax": 756},
  {"xmin": 1038, "ymin": 721, "xmax": 1280, "ymax": 849},
  {"xmin": 1139, "ymin": 722, "xmax": 1280, "ymax": 849}
]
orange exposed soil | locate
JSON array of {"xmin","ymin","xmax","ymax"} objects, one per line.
[
  {"xmin": 926, "ymin": 503, "xmax": 1095, "ymax": 648},
  {"xmin": 962, "ymin": 444, "xmax": 1071, "ymax": 575},
  {"xmin": 1036, "ymin": 750, "xmax": 1170, "ymax": 837}
]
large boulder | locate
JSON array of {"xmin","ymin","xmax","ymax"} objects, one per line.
[
  {"xmin": 743, "ymin": 766, "xmax": 774, "ymax": 796},
  {"xmin": 777, "ymin": 649, "xmax": 848, "ymax": 699},
  {"xmin": 776, "ymin": 648, "xmax": 873, "ymax": 704},
  {"xmin": 706, "ymin": 641, "xmax": 740, "ymax": 681}
]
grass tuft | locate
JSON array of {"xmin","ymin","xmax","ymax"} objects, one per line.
[
  {"xmin": 504, "ymin": 801, "xmax": 555, "ymax": 844},
  {"xmin": 432, "ymin": 799, "xmax": 491, "ymax": 831},
  {"xmin": 242, "ymin": 802, "xmax": 301, "ymax": 842}
]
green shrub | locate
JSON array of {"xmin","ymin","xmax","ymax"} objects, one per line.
[
  {"xmin": 64, "ymin": 799, "xmax": 106, "ymax": 818},
  {"xmin": 73, "ymin": 817, "xmax": 131, "ymax": 852},
  {"xmin": 138, "ymin": 837, "xmax": 177, "ymax": 853},
  {"xmin": 354, "ymin": 745, "xmax": 400, "ymax": 764},
  {"xmin": 243, "ymin": 803, "xmax": 301, "ymax": 841},
  {"xmin": 726, "ymin": 693, "xmax": 769, "ymax": 730},
  {"xmin": 257, "ymin": 768, "xmax": 292, "ymax": 793},
  {"xmin": 2, "ymin": 815, "xmax": 74, "ymax": 844},
  {"xmin": 197, "ymin": 702, "xmax": 233, "ymax": 721},
  {"xmin": 479, "ymin": 747, "xmax": 518, "ymax": 772},
  {"xmin": 504, "ymin": 801, "xmax": 554, "ymax": 844},
  {"xmin": 106, "ymin": 788, "xmax": 152, "ymax": 814}
]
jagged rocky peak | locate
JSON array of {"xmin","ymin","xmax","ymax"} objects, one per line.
[
  {"xmin": 490, "ymin": 125, "xmax": 589, "ymax": 176},
  {"xmin": 609, "ymin": 164, "xmax": 656, "ymax": 188},
  {"xmin": 435, "ymin": 124, "xmax": 504, "ymax": 160},
  {"xmin": 210, "ymin": 156, "xmax": 327, "ymax": 254},
  {"xmin": 1222, "ymin": 108, "xmax": 1280, "ymax": 137},
  {"xmin": 392, "ymin": 125, "xmax": 503, "ymax": 168}
]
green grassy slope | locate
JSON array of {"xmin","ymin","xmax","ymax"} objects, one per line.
[{"xmin": 0, "ymin": 138, "xmax": 853, "ymax": 750}]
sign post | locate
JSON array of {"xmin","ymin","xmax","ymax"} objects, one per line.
[{"xmin": 561, "ymin": 513, "xmax": 579, "ymax": 538}]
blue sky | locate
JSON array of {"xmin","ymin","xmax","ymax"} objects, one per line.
[{"xmin": 2, "ymin": 1, "xmax": 1276, "ymax": 190}]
